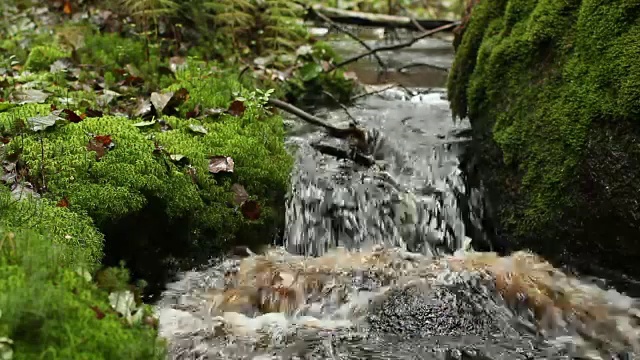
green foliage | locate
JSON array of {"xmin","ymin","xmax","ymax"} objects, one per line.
[
  {"xmin": 0, "ymin": 188, "xmax": 104, "ymax": 268},
  {"xmin": 204, "ymin": 0, "xmax": 307, "ymax": 56},
  {"xmin": 23, "ymin": 45, "xmax": 69, "ymax": 72},
  {"xmin": 0, "ymin": 229, "xmax": 165, "ymax": 360},
  {"xmin": 448, "ymin": 0, "xmax": 640, "ymax": 234}
]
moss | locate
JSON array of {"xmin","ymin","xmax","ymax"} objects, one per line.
[
  {"xmin": 0, "ymin": 63, "xmax": 292, "ymax": 269},
  {"xmin": 0, "ymin": 187, "xmax": 104, "ymax": 268},
  {"xmin": 448, "ymin": 0, "xmax": 640, "ymax": 241},
  {"xmin": 0, "ymin": 229, "xmax": 165, "ymax": 360},
  {"xmin": 24, "ymin": 45, "xmax": 69, "ymax": 72}
]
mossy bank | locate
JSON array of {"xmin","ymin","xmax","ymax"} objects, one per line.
[
  {"xmin": 448, "ymin": 0, "xmax": 640, "ymax": 277},
  {"xmin": 0, "ymin": 0, "xmax": 358, "ymax": 357}
]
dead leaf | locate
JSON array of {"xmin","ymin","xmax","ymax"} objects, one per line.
[
  {"xmin": 227, "ymin": 100, "xmax": 246, "ymax": 117},
  {"xmin": 133, "ymin": 119, "xmax": 156, "ymax": 128},
  {"xmin": 122, "ymin": 75, "xmax": 144, "ymax": 86},
  {"xmin": 241, "ymin": 200, "xmax": 261, "ymax": 220},
  {"xmin": 94, "ymin": 135, "xmax": 112, "ymax": 147},
  {"xmin": 150, "ymin": 88, "xmax": 189, "ymax": 116},
  {"xmin": 84, "ymin": 108, "xmax": 104, "ymax": 118},
  {"xmin": 63, "ymin": 0, "xmax": 72, "ymax": 14},
  {"xmin": 208, "ymin": 156, "xmax": 234, "ymax": 174},
  {"xmin": 97, "ymin": 90, "xmax": 120, "ymax": 107},
  {"xmin": 11, "ymin": 89, "xmax": 49, "ymax": 104},
  {"xmin": 0, "ymin": 135, "xmax": 10, "ymax": 144},
  {"xmin": 203, "ymin": 108, "xmax": 225, "ymax": 118},
  {"xmin": 231, "ymin": 183, "xmax": 249, "ymax": 205},
  {"xmin": 186, "ymin": 104, "xmax": 200, "ymax": 119},
  {"xmin": 87, "ymin": 135, "xmax": 113, "ymax": 160},
  {"xmin": 150, "ymin": 91, "xmax": 172, "ymax": 114},
  {"xmin": 187, "ymin": 123, "xmax": 207, "ymax": 135},
  {"xmin": 26, "ymin": 113, "xmax": 63, "ymax": 132},
  {"xmin": 57, "ymin": 197, "xmax": 69, "ymax": 207},
  {"xmin": 134, "ymin": 98, "xmax": 154, "ymax": 119},
  {"xmin": 165, "ymin": 88, "xmax": 189, "ymax": 111},
  {"xmin": 62, "ymin": 109, "xmax": 83, "ymax": 123}
]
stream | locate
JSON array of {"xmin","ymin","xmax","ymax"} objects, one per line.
[{"xmin": 155, "ymin": 31, "xmax": 640, "ymax": 359}]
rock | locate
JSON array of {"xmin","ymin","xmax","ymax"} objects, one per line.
[{"xmin": 448, "ymin": 0, "xmax": 640, "ymax": 281}]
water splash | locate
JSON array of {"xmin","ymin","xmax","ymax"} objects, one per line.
[{"xmin": 283, "ymin": 88, "xmax": 472, "ymax": 257}]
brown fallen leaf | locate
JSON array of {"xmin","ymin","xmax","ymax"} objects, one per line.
[
  {"xmin": 208, "ymin": 156, "xmax": 234, "ymax": 174},
  {"xmin": 122, "ymin": 75, "xmax": 144, "ymax": 86},
  {"xmin": 186, "ymin": 104, "xmax": 201, "ymax": 119},
  {"xmin": 87, "ymin": 135, "xmax": 114, "ymax": 160},
  {"xmin": 227, "ymin": 100, "xmax": 246, "ymax": 117},
  {"xmin": 84, "ymin": 108, "xmax": 104, "ymax": 118},
  {"xmin": 56, "ymin": 197, "xmax": 69, "ymax": 208},
  {"xmin": 62, "ymin": 109, "xmax": 83, "ymax": 123},
  {"xmin": 241, "ymin": 200, "xmax": 261, "ymax": 220},
  {"xmin": 231, "ymin": 183, "xmax": 249, "ymax": 205},
  {"xmin": 63, "ymin": 0, "xmax": 72, "ymax": 14}
]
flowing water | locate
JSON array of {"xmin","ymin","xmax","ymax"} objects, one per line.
[{"xmin": 156, "ymin": 32, "xmax": 640, "ymax": 359}]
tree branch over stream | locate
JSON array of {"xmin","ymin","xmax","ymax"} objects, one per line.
[
  {"xmin": 327, "ymin": 22, "xmax": 459, "ymax": 72},
  {"xmin": 267, "ymin": 98, "xmax": 374, "ymax": 166},
  {"xmin": 307, "ymin": 6, "xmax": 387, "ymax": 70}
]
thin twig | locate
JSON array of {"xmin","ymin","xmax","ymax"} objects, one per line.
[
  {"xmin": 350, "ymin": 84, "xmax": 398, "ymax": 101},
  {"xmin": 267, "ymin": 98, "xmax": 368, "ymax": 149},
  {"xmin": 309, "ymin": 7, "xmax": 387, "ymax": 71},
  {"xmin": 321, "ymin": 90, "xmax": 358, "ymax": 125},
  {"xmin": 397, "ymin": 62, "xmax": 449, "ymax": 72},
  {"xmin": 327, "ymin": 22, "xmax": 459, "ymax": 72}
]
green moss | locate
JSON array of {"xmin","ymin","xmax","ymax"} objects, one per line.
[
  {"xmin": 0, "ymin": 67, "xmax": 292, "ymax": 249},
  {"xmin": 24, "ymin": 45, "xmax": 69, "ymax": 71},
  {"xmin": 0, "ymin": 188, "xmax": 104, "ymax": 268},
  {"xmin": 448, "ymin": 0, "xmax": 640, "ymax": 235},
  {"xmin": 0, "ymin": 229, "xmax": 165, "ymax": 360}
]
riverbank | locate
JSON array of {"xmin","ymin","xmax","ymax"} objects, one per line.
[
  {"xmin": 0, "ymin": 1, "xmax": 356, "ymax": 358},
  {"xmin": 448, "ymin": 0, "xmax": 640, "ymax": 279}
]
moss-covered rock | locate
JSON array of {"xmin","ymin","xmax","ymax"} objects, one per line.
[
  {"xmin": 0, "ymin": 63, "xmax": 292, "ymax": 292},
  {"xmin": 448, "ymin": 0, "xmax": 640, "ymax": 275}
]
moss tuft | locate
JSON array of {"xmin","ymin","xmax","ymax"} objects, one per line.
[{"xmin": 24, "ymin": 45, "xmax": 69, "ymax": 71}]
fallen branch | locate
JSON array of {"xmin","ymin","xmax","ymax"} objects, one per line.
[
  {"xmin": 309, "ymin": 5, "xmax": 456, "ymax": 31},
  {"xmin": 350, "ymin": 84, "xmax": 398, "ymax": 101},
  {"xmin": 308, "ymin": 7, "xmax": 387, "ymax": 70},
  {"xmin": 397, "ymin": 62, "xmax": 449, "ymax": 72},
  {"xmin": 327, "ymin": 22, "xmax": 459, "ymax": 72},
  {"xmin": 267, "ymin": 98, "xmax": 368, "ymax": 150}
]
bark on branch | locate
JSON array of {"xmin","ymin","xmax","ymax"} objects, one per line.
[
  {"xmin": 267, "ymin": 98, "xmax": 368, "ymax": 150},
  {"xmin": 308, "ymin": 5, "xmax": 457, "ymax": 31}
]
